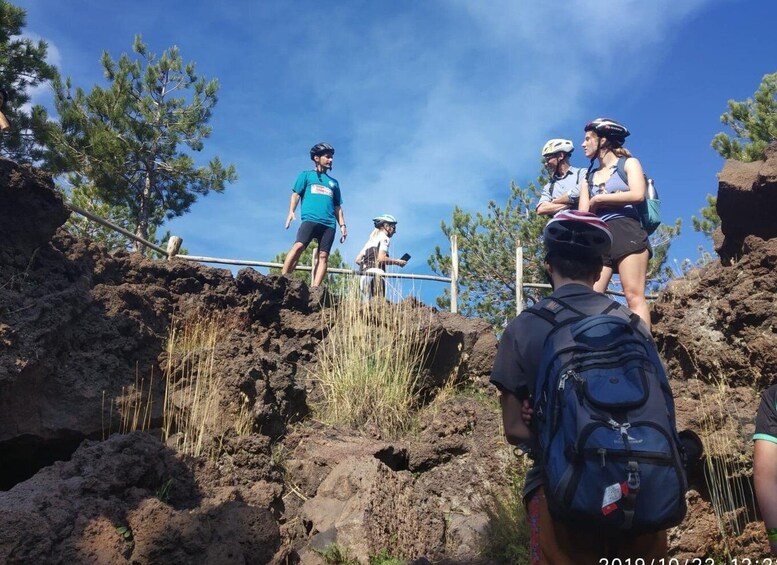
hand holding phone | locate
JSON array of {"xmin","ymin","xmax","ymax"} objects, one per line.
[{"xmin": 400, "ymin": 253, "xmax": 411, "ymax": 262}]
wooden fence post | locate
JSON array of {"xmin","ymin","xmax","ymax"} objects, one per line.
[
  {"xmin": 516, "ymin": 240, "xmax": 523, "ymax": 316},
  {"xmin": 166, "ymin": 236, "xmax": 183, "ymax": 259},
  {"xmin": 310, "ymin": 246, "xmax": 318, "ymax": 285},
  {"xmin": 450, "ymin": 234, "xmax": 459, "ymax": 314}
]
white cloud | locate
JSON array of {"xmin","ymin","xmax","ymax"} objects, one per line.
[{"xmin": 275, "ymin": 0, "xmax": 727, "ymax": 262}]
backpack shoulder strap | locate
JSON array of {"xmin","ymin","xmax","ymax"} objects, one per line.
[
  {"xmin": 525, "ymin": 296, "xmax": 587, "ymax": 326},
  {"xmin": 585, "ymin": 166, "xmax": 595, "ymax": 190},
  {"xmin": 575, "ymin": 168, "xmax": 583, "ymax": 186},
  {"xmin": 604, "ymin": 300, "xmax": 649, "ymax": 335},
  {"xmin": 615, "ymin": 156, "xmax": 630, "ymax": 184},
  {"xmin": 525, "ymin": 298, "xmax": 562, "ymax": 326}
]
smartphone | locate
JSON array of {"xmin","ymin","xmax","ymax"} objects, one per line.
[{"xmin": 400, "ymin": 253, "xmax": 411, "ymax": 262}]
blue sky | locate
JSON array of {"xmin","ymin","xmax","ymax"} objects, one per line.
[{"xmin": 17, "ymin": 0, "xmax": 777, "ymax": 305}]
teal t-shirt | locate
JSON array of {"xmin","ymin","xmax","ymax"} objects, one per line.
[{"xmin": 293, "ymin": 170, "xmax": 342, "ymax": 229}]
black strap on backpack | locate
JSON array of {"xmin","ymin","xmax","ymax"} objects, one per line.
[{"xmin": 527, "ymin": 295, "xmax": 643, "ymax": 334}]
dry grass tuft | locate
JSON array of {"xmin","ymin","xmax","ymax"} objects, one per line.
[
  {"xmin": 313, "ymin": 281, "xmax": 432, "ymax": 438},
  {"xmin": 102, "ymin": 365, "xmax": 155, "ymax": 439},
  {"xmin": 481, "ymin": 456, "xmax": 532, "ymax": 564},
  {"xmin": 162, "ymin": 312, "xmax": 250, "ymax": 459},
  {"xmin": 696, "ymin": 377, "xmax": 757, "ymax": 554}
]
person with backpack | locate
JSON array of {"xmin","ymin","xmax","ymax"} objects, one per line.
[
  {"xmin": 281, "ymin": 142, "xmax": 347, "ymax": 287},
  {"xmin": 355, "ymin": 214, "xmax": 407, "ymax": 300},
  {"xmin": 491, "ymin": 210, "xmax": 687, "ymax": 563},
  {"xmin": 536, "ymin": 139, "xmax": 585, "ymax": 216},
  {"xmin": 578, "ymin": 118, "xmax": 652, "ymax": 328}
]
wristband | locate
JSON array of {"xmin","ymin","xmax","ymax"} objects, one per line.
[
  {"xmin": 767, "ymin": 527, "xmax": 777, "ymax": 541},
  {"xmin": 340, "ymin": 224, "xmax": 346, "ymax": 228}
]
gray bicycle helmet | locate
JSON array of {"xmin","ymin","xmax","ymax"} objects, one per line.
[
  {"xmin": 541, "ymin": 138, "xmax": 574, "ymax": 157},
  {"xmin": 584, "ymin": 118, "xmax": 630, "ymax": 147},
  {"xmin": 544, "ymin": 210, "xmax": 612, "ymax": 258},
  {"xmin": 373, "ymin": 214, "xmax": 398, "ymax": 228},
  {"xmin": 310, "ymin": 142, "xmax": 335, "ymax": 160}
]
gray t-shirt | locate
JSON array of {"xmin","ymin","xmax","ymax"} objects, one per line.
[{"xmin": 537, "ymin": 166, "xmax": 584, "ymax": 209}]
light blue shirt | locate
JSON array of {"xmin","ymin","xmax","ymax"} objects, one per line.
[{"xmin": 537, "ymin": 167, "xmax": 584, "ymax": 209}]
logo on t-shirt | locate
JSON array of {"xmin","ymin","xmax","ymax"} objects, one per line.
[{"xmin": 311, "ymin": 184, "xmax": 333, "ymax": 197}]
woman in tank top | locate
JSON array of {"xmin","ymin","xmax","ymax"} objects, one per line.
[{"xmin": 578, "ymin": 118, "xmax": 652, "ymax": 329}]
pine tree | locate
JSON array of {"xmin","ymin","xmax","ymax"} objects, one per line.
[
  {"xmin": 47, "ymin": 36, "xmax": 236, "ymax": 253},
  {"xmin": 711, "ymin": 71, "xmax": 777, "ymax": 162},
  {"xmin": 0, "ymin": 0, "xmax": 58, "ymax": 163},
  {"xmin": 646, "ymin": 219, "xmax": 682, "ymax": 291},
  {"xmin": 691, "ymin": 194, "xmax": 720, "ymax": 241},
  {"xmin": 428, "ymin": 181, "xmax": 548, "ymax": 330}
]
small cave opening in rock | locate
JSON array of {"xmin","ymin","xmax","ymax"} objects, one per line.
[
  {"xmin": 0, "ymin": 433, "xmax": 87, "ymax": 490},
  {"xmin": 374, "ymin": 446, "xmax": 409, "ymax": 471}
]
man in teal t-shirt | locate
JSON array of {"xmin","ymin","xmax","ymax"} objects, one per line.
[{"xmin": 281, "ymin": 142, "xmax": 347, "ymax": 286}]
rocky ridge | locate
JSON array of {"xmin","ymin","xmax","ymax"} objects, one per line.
[{"xmin": 0, "ymin": 145, "xmax": 776, "ymax": 562}]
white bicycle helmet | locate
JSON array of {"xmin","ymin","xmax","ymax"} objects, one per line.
[
  {"xmin": 541, "ymin": 138, "xmax": 574, "ymax": 157},
  {"xmin": 373, "ymin": 214, "xmax": 397, "ymax": 228},
  {"xmin": 544, "ymin": 210, "xmax": 612, "ymax": 258}
]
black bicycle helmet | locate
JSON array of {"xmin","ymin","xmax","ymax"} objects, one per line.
[
  {"xmin": 544, "ymin": 210, "xmax": 612, "ymax": 258},
  {"xmin": 310, "ymin": 142, "xmax": 335, "ymax": 160},
  {"xmin": 584, "ymin": 118, "xmax": 630, "ymax": 147}
]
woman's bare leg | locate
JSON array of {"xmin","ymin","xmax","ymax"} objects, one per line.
[{"xmin": 617, "ymin": 249, "xmax": 650, "ymax": 329}]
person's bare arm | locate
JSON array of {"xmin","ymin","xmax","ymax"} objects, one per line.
[
  {"xmin": 578, "ymin": 179, "xmax": 591, "ymax": 212},
  {"xmin": 755, "ymin": 440, "xmax": 777, "ymax": 555},
  {"xmin": 285, "ymin": 193, "xmax": 301, "ymax": 229},
  {"xmin": 537, "ymin": 199, "xmax": 571, "ymax": 216},
  {"xmin": 377, "ymin": 249, "xmax": 406, "ymax": 267},
  {"xmin": 500, "ymin": 392, "xmax": 531, "ymax": 445},
  {"xmin": 335, "ymin": 206, "xmax": 347, "ymax": 242}
]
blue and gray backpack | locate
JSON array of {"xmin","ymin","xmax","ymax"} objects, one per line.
[{"xmin": 528, "ymin": 298, "xmax": 687, "ymax": 534}]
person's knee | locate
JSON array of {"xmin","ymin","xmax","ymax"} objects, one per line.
[
  {"xmin": 318, "ymin": 252, "xmax": 329, "ymax": 263},
  {"xmin": 623, "ymin": 287, "xmax": 647, "ymax": 307}
]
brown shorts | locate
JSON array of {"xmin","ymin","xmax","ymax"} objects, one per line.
[{"xmin": 603, "ymin": 216, "xmax": 652, "ymax": 271}]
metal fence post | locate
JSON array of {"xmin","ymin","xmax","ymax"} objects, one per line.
[
  {"xmin": 310, "ymin": 246, "xmax": 318, "ymax": 285},
  {"xmin": 450, "ymin": 234, "xmax": 459, "ymax": 313},
  {"xmin": 516, "ymin": 240, "xmax": 523, "ymax": 315}
]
